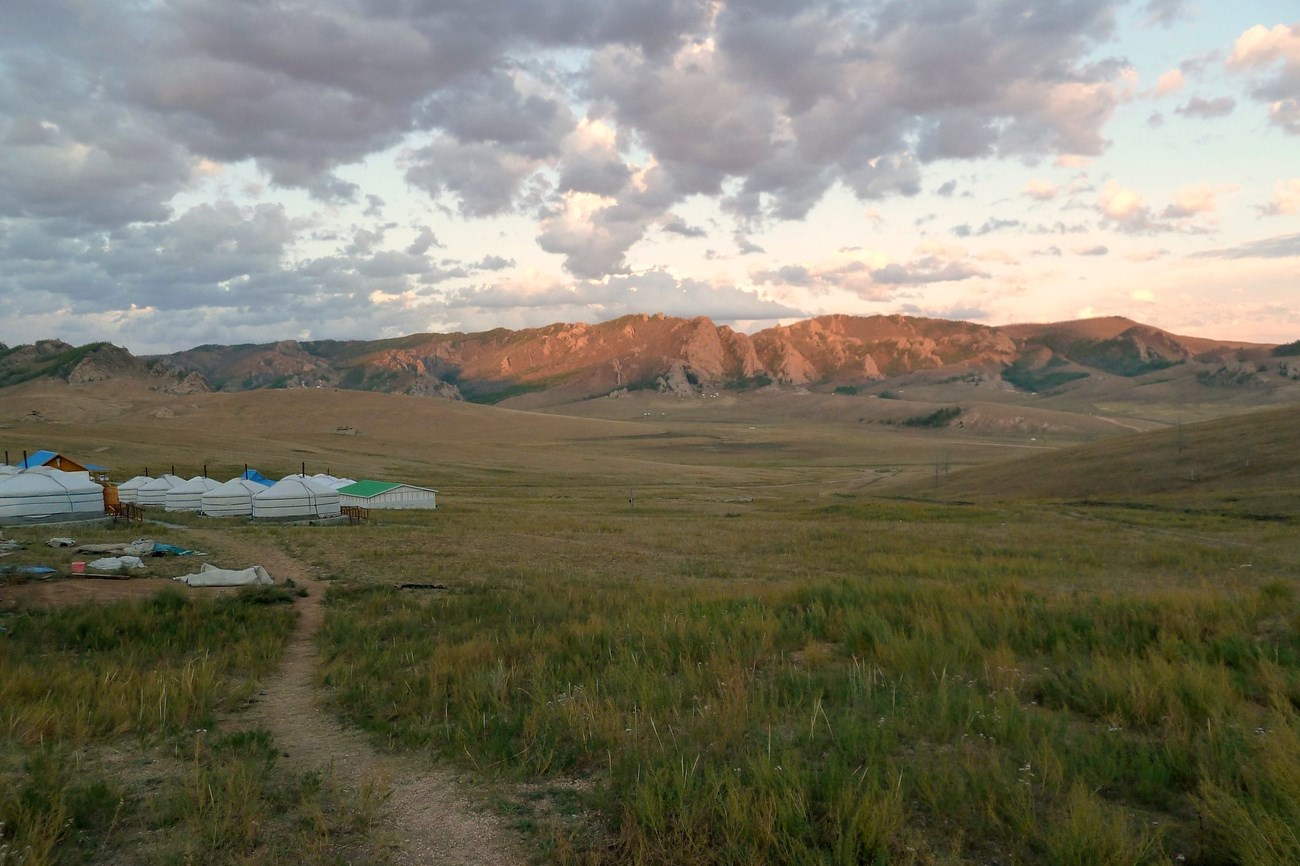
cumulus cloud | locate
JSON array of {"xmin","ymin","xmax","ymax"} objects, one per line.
[
  {"xmin": 1161, "ymin": 183, "xmax": 1233, "ymax": 218},
  {"xmin": 752, "ymin": 245, "xmax": 988, "ymax": 300},
  {"xmin": 1024, "ymin": 180, "xmax": 1058, "ymax": 201},
  {"xmin": 1153, "ymin": 69, "xmax": 1186, "ymax": 96},
  {"xmin": 445, "ymin": 269, "xmax": 805, "ymax": 324},
  {"xmin": 1073, "ymin": 244, "xmax": 1109, "ymax": 256},
  {"xmin": 1227, "ymin": 22, "xmax": 1300, "ymax": 134},
  {"xmin": 1259, "ymin": 178, "xmax": 1300, "ymax": 215}
]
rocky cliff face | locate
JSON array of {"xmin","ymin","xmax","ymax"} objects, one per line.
[{"xmin": 4, "ymin": 314, "xmax": 1283, "ymax": 403}]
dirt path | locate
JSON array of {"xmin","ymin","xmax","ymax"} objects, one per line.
[{"xmin": 208, "ymin": 535, "xmax": 529, "ymax": 866}]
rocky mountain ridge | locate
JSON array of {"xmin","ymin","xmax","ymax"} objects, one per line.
[{"xmin": 2, "ymin": 314, "xmax": 1292, "ymax": 405}]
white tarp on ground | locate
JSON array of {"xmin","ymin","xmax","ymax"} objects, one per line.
[
  {"xmin": 87, "ymin": 555, "xmax": 145, "ymax": 572},
  {"xmin": 174, "ymin": 562, "xmax": 273, "ymax": 586},
  {"xmin": 0, "ymin": 469, "xmax": 105, "ymax": 524},
  {"xmin": 135, "ymin": 474, "xmax": 183, "ymax": 507},
  {"xmin": 252, "ymin": 477, "xmax": 341, "ymax": 520},
  {"xmin": 116, "ymin": 475, "xmax": 153, "ymax": 503},
  {"xmin": 165, "ymin": 476, "xmax": 220, "ymax": 511},
  {"xmin": 201, "ymin": 478, "xmax": 265, "ymax": 517}
]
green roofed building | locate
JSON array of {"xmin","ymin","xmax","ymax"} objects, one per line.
[{"xmin": 337, "ymin": 480, "xmax": 437, "ymax": 510}]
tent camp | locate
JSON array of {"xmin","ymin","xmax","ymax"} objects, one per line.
[
  {"xmin": 116, "ymin": 475, "xmax": 153, "ymax": 503},
  {"xmin": 201, "ymin": 478, "xmax": 266, "ymax": 517},
  {"xmin": 135, "ymin": 474, "xmax": 184, "ymax": 507},
  {"xmin": 252, "ymin": 477, "xmax": 341, "ymax": 520},
  {"xmin": 338, "ymin": 480, "xmax": 438, "ymax": 510},
  {"xmin": 0, "ymin": 468, "xmax": 105, "ymax": 524},
  {"xmin": 165, "ymin": 476, "xmax": 221, "ymax": 512}
]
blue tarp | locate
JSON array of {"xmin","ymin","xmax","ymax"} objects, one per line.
[{"xmin": 242, "ymin": 469, "xmax": 273, "ymax": 486}]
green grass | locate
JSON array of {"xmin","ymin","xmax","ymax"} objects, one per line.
[
  {"xmin": 303, "ymin": 492, "xmax": 1300, "ymax": 865},
  {"xmin": 0, "ymin": 586, "xmax": 377, "ymax": 865}
]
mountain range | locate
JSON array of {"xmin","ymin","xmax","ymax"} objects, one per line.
[{"xmin": 3, "ymin": 314, "xmax": 1298, "ymax": 406}]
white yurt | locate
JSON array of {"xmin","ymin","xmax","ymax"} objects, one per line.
[
  {"xmin": 0, "ymin": 469, "xmax": 105, "ymax": 524},
  {"xmin": 135, "ymin": 474, "xmax": 184, "ymax": 507},
  {"xmin": 201, "ymin": 478, "xmax": 266, "ymax": 517},
  {"xmin": 312, "ymin": 473, "xmax": 356, "ymax": 490},
  {"xmin": 252, "ymin": 477, "xmax": 341, "ymax": 520},
  {"xmin": 116, "ymin": 474, "xmax": 153, "ymax": 503},
  {"xmin": 165, "ymin": 476, "xmax": 221, "ymax": 512}
]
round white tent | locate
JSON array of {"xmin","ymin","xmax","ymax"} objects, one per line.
[
  {"xmin": 165, "ymin": 476, "xmax": 221, "ymax": 512},
  {"xmin": 201, "ymin": 478, "xmax": 266, "ymax": 517},
  {"xmin": 135, "ymin": 474, "xmax": 183, "ymax": 507},
  {"xmin": 312, "ymin": 473, "xmax": 356, "ymax": 489},
  {"xmin": 116, "ymin": 474, "xmax": 153, "ymax": 503},
  {"xmin": 0, "ymin": 469, "xmax": 105, "ymax": 524},
  {"xmin": 252, "ymin": 477, "xmax": 341, "ymax": 520}
]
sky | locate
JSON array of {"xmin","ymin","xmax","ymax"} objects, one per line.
[{"xmin": 1, "ymin": 0, "xmax": 1297, "ymax": 354}]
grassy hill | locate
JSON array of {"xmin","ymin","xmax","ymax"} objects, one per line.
[{"xmin": 925, "ymin": 404, "xmax": 1300, "ymax": 511}]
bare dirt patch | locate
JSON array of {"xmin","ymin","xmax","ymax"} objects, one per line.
[{"xmin": 0, "ymin": 576, "xmax": 194, "ymax": 610}]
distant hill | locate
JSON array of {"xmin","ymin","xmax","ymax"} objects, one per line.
[
  {"xmin": 926, "ymin": 404, "xmax": 1300, "ymax": 506},
  {"xmin": 3, "ymin": 314, "xmax": 1296, "ymax": 407}
]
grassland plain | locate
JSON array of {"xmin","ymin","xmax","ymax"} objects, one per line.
[
  {"xmin": 275, "ymin": 475, "xmax": 1298, "ymax": 866},
  {"xmin": 3, "ymin": 385, "xmax": 1300, "ymax": 864},
  {"xmin": 0, "ymin": 520, "xmax": 386, "ymax": 866}
]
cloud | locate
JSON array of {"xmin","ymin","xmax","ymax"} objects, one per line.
[
  {"xmin": 1161, "ymin": 183, "xmax": 1232, "ymax": 218},
  {"xmin": 1259, "ymin": 178, "xmax": 1300, "ymax": 215},
  {"xmin": 1100, "ymin": 181, "xmax": 1155, "ymax": 229},
  {"xmin": 1227, "ymin": 23, "xmax": 1300, "ymax": 134},
  {"xmin": 1174, "ymin": 95, "xmax": 1237, "ymax": 118},
  {"xmin": 897, "ymin": 303, "xmax": 991, "ymax": 322},
  {"xmin": 445, "ymin": 269, "xmax": 805, "ymax": 324},
  {"xmin": 951, "ymin": 217, "xmax": 1022, "ymax": 238},
  {"xmin": 1073, "ymin": 244, "xmax": 1109, "ymax": 256},
  {"xmin": 1024, "ymin": 180, "xmax": 1058, "ymax": 201},
  {"xmin": 660, "ymin": 215, "xmax": 707, "ymax": 238},
  {"xmin": 1153, "ymin": 69, "xmax": 1186, "ymax": 96},
  {"xmin": 1143, "ymin": 0, "xmax": 1190, "ymax": 27},
  {"xmin": 1125, "ymin": 248, "xmax": 1169, "ymax": 262},
  {"xmin": 1193, "ymin": 232, "xmax": 1300, "ymax": 259}
]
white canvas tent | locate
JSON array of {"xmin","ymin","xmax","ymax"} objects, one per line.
[
  {"xmin": 201, "ymin": 478, "xmax": 266, "ymax": 517},
  {"xmin": 116, "ymin": 474, "xmax": 153, "ymax": 503},
  {"xmin": 0, "ymin": 468, "xmax": 105, "ymax": 524},
  {"xmin": 252, "ymin": 477, "xmax": 341, "ymax": 520},
  {"xmin": 312, "ymin": 473, "xmax": 356, "ymax": 489},
  {"xmin": 135, "ymin": 474, "xmax": 183, "ymax": 507},
  {"xmin": 165, "ymin": 476, "xmax": 221, "ymax": 512},
  {"xmin": 338, "ymin": 480, "xmax": 438, "ymax": 510}
]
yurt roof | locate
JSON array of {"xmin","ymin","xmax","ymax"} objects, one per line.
[
  {"xmin": 0, "ymin": 469, "xmax": 101, "ymax": 495},
  {"xmin": 208, "ymin": 478, "xmax": 266, "ymax": 497},
  {"xmin": 170, "ymin": 476, "xmax": 220, "ymax": 494},
  {"xmin": 255, "ymin": 477, "xmax": 340, "ymax": 500},
  {"xmin": 138, "ymin": 474, "xmax": 183, "ymax": 492}
]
